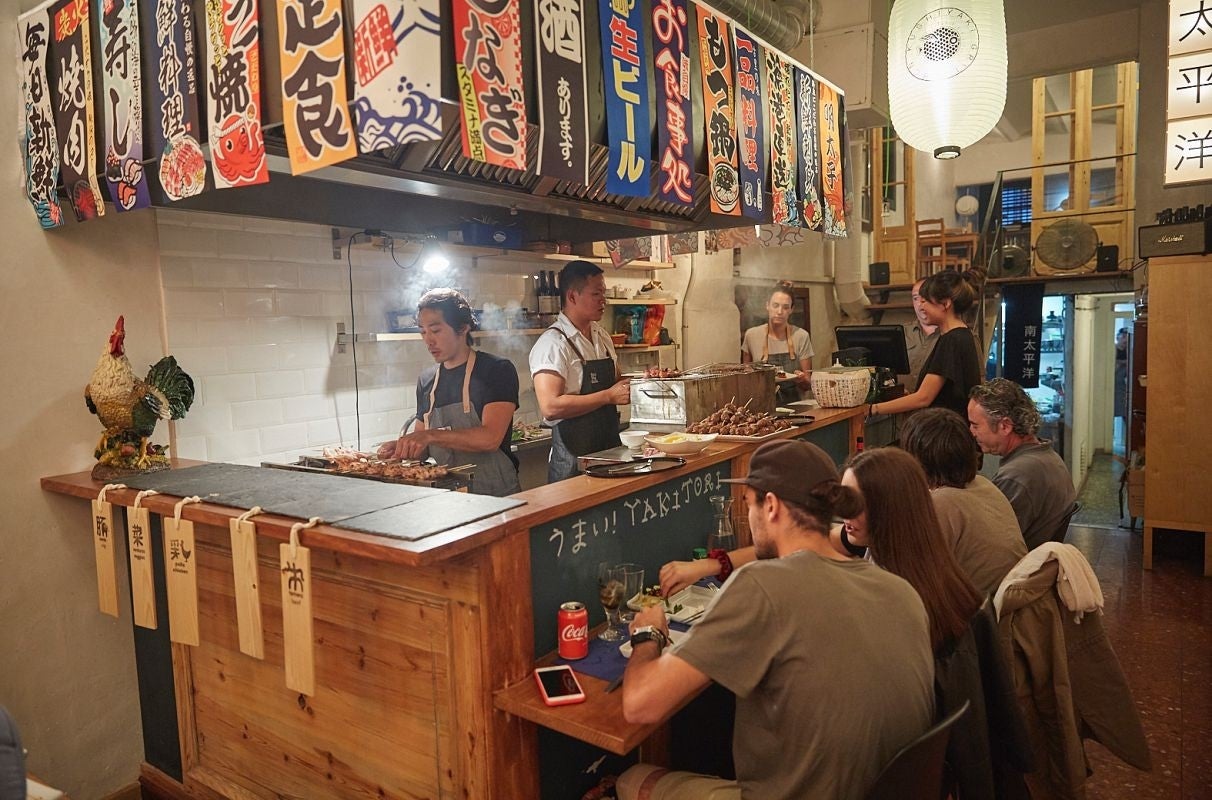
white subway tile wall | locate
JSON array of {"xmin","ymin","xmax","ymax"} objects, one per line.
[{"xmin": 157, "ymin": 210, "xmax": 652, "ymax": 466}]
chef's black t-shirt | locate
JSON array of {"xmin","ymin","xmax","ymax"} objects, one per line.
[{"xmin": 416, "ymin": 352, "xmax": 520, "ymax": 466}]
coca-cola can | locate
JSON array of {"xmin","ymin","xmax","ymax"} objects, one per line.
[{"xmin": 557, "ymin": 601, "xmax": 589, "ymax": 660}]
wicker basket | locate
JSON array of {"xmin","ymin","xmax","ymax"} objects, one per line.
[{"xmin": 811, "ymin": 367, "xmax": 872, "ymax": 408}]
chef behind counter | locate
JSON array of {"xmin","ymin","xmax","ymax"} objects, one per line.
[{"xmin": 378, "ymin": 288, "xmax": 522, "ymax": 496}]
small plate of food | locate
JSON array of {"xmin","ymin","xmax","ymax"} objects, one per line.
[
  {"xmin": 627, "ymin": 585, "xmax": 715, "ymax": 624},
  {"xmin": 643, "ymin": 432, "xmax": 718, "ymax": 455}
]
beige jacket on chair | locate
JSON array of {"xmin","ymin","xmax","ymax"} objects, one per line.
[{"xmin": 996, "ymin": 559, "xmax": 1151, "ymax": 799}]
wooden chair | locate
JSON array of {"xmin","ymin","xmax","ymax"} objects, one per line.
[
  {"xmin": 915, "ymin": 218, "xmax": 968, "ymax": 280},
  {"xmin": 865, "ymin": 700, "xmax": 970, "ymax": 800}
]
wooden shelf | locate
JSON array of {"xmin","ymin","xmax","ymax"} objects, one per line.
[
  {"xmin": 350, "ymin": 238, "xmax": 675, "ymax": 270},
  {"xmin": 862, "ymin": 282, "xmax": 915, "ymax": 292},
  {"xmin": 350, "ymin": 329, "xmax": 548, "ymax": 343},
  {"xmin": 605, "ymin": 298, "xmax": 677, "ymax": 305},
  {"xmin": 866, "ymin": 302, "xmax": 913, "ymax": 311}
]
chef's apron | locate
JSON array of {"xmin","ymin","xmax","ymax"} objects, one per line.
[
  {"xmin": 424, "ymin": 350, "xmax": 521, "ymax": 497},
  {"xmin": 547, "ymin": 327, "xmax": 621, "ymax": 482},
  {"xmin": 760, "ymin": 324, "xmax": 805, "ymax": 404}
]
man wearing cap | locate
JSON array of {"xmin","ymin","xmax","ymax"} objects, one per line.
[{"xmin": 618, "ymin": 441, "xmax": 936, "ymax": 800}]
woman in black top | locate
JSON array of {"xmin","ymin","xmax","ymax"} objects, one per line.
[{"xmin": 869, "ymin": 268, "xmax": 984, "ymax": 418}]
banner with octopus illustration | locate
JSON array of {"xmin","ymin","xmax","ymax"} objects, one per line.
[
  {"xmin": 203, "ymin": 0, "xmax": 269, "ymax": 189},
  {"xmin": 535, "ymin": 0, "xmax": 589, "ymax": 184},
  {"xmin": 49, "ymin": 0, "xmax": 105, "ymax": 221},
  {"xmin": 652, "ymin": 0, "xmax": 692, "ymax": 206},
  {"xmin": 599, "ymin": 0, "xmax": 650, "ymax": 195},
  {"xmin": 698, "ymin": 7, "xmax": 738, "ymax": 215},
  {"xmin": 819, "ymin": 81, "xmax": 846, "ymax": 237},
  {"xmin": 795, "ymin": 67, "xmax": 822, "ymax": 231},
  {"xmin": 765, "ymin": 50, "xmax": 796, "ymax": 226},
  {"xmin": 18, "ymin": 2, "xmax": 64, "ymax": 228},
  {"xmin": 97, "ymin": 0, "xmax": 151, "ymax": 211},
  {"xmin": 453, "ymin": 0, "xmax": 527, "ymax": 170},
  {"xmin": 140, "ymin": 0, "xmax": 208, "ymax": 201},
  {"xmin": 733, "ymin": 27, "xmax": 764, "ymax": 221},
  {"xmin": 351, "ymin": 0, "xmax": 442, "ymax": 154},
  {"xmin": 276, "ymin": 0, "xmax": 358, "ymax": 174}
]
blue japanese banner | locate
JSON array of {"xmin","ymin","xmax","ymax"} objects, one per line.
[
  {"xmin": 139, "ymin": 0, "xmax": 208, "ymax": 201},
  {"xmin": 97, "ymin": 0, "xmax": 152, "ymax": 211},
  {"xmin": 599, "ymin": 0, "xmax": 651, "ymax": 196},
  {"xmin": 733, "ymin": 28, "xmax": 764, "ymax": 220},
  {"xmin": 652, "ymin": 0, "xmax": 692, "ymax": 205},
  {"xmin": 765, "ymin": 50, "xmax": 797, "ymax": 226},
  {"xmin": 795, "ymin": 67, "xmax": 822, "ymax": 231}
]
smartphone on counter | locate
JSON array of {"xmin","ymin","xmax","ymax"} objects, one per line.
[{"xmin": 534, "ymin": 665, "xmax": 586, "ymax": 706}]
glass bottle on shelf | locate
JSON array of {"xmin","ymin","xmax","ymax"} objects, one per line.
[{"xmin": 707, "ymin": 495, "xmax": 736, "ymax": 553}]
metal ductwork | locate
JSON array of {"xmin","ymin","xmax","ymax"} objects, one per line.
[{"xmin": 699, "ymin": 0, "xmax": 818, "ymax": 54}]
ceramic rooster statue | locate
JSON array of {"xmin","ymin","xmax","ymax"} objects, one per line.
[{"xmin": 85, "ymin": 316, "xmax": 195, "ymax": 478}]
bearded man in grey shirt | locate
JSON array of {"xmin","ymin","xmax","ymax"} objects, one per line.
[{"xmin": 969, "ymin": 379, "xmax": 1077, "ymax": 549}]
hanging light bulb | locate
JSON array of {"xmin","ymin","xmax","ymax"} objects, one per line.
[{"xmin": 888, "ymin": 0, "xmax": 1007, "ymax": 159}]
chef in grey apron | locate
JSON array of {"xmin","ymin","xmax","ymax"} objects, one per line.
[
  {"xmin": 423, "ymin": 350, "xmax": 521, "ymax": 497},
  {"xmin": 546, "ymin": 326, "xmax": 622, "ymax": 482},
  {"xmin": 759, "ymin": 324, "xmax": 808, "ymax": 405}
]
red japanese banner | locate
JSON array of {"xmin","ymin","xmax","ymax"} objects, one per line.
[
  {"xmin": 203, "ymin": 0, "xmax": 269, "ymax": 189},
  {"xmin": 453, "ymin": 0, "xmax": 527, "ymax": 170},
  {"xmin": 818, "ymin": 81, "xmax": 846, "ymax": 236},
  {"xmin": 652, "ymin": 0, "xmax": 693, "ymax": 206},
  {"xmin": 276, "ymin": 0, "xmax": 358, "ymax": 174},
  {"xmin": 697, "ymin": 6, "xmax": 739, "ymax": 215}
]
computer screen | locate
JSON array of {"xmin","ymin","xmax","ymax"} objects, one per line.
[{"xmin": 834, "ymin": 325, "xmax": 911, "ymax": 375}]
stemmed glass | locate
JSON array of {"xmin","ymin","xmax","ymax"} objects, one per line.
[{"xmin": 597, "ymin": 562, "xmax": 626, "ymax": 641}]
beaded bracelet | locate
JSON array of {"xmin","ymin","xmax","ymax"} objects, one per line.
[{"xmin": 708, "ymin": 548, "xmax": 734, "ymax": 582}]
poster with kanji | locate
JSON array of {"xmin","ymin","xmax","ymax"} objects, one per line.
[
  {"xmin": 599, "ymin": 0, "xmax": 651, "ymax": 196},
  {"xmin": 1002, "ymin": 283, "xmax": 1044, "ymax": 387},
  {"xmin": 733, "ymin": 28, "xmax": 764, "ymax": 220},
  {"xmin": 276, "ymin": 0, "xmax": 358, "ymax": 174},
  {"xmin": 203, "ymin": 0, "xmax": 269, "ymax": 189},
  {"xmin": 140, "ymin": 0, "xmax": 208, "ymax": 201},
  {"xmin": 49, "ymin": 0, "xmax": 106, "ymax": 221},
  {"xmin": 698, "ymin": 7, "xmax": 738, "ymax": 215},
  {"xmin": 97, "ymin": 0, "xmax": 151, "ymax": 211},
  {"xmin": 795, "ymin": 68, "xmax": 822, "ymax": 231},
  {"xmin": 765, "ymin": 51, "xmax": 797, "ymax": 226},
  {"xmin": 453, "ymin": 0, "xmax": 527, "ymax": 170},
  {"xmin": 352, "ymin": 0, "xmax": 443, "ymax": 153},
  {"xmin": 18, "ymin": 2, "xmax": 64, "ymax": 228},
  {"xmin": 535, "ymin": 0, "xmax": 589, "ymax": 183},
  {"xmin": 819, "ymin": 81, "xmax": 846, "ymax": 236},
  {"xmin": 652, "ymin": 0, "xmax": 692, "ymax": 206}
]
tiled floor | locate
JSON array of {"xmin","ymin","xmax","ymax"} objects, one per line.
[{"xmin": 1067, "ymin": 524, "xmax": 1212, "ymax": 799}]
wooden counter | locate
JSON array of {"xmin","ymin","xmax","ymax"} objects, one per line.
[{"xmin": 41, "ymin": 406, "xmax": 865, "ymax": 800}]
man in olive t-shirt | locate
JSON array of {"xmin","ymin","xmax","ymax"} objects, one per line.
[{"xmin": 617, "ymin": 441, "xmax": 935, "ymax": 800}]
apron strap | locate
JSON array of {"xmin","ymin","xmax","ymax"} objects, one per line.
[
  {"xmin": 762, "ymin": 323, "xmax": 797, "ymax": 362},
  {"xmin": 548, "ymin": 324, "xmax": 587, "ymax": 364},
  {"xmin": 424, "ymin": 349, "xmax": 477, "ymax": 426}
]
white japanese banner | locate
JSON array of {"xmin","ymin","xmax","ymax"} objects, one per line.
[
  {"xmin": 1168, "ymin": 50, "xmax": 1212, "ymax": 120},
  {"xmin": 1170, "ymin": 0, "xmax": 1212, "ymax": 57},
  {"xmin": 1165, "ymin": 115, "xmax": 1212, "ymax": 184}
]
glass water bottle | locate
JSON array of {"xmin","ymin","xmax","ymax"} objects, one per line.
[{"xmin": 707, "ymin": 495, "xmax": 736, "ymax": 552}]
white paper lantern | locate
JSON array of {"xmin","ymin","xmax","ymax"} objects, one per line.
[{"xmin": 888, "ymin": 0, "xmax": 1007, "ymax": 159}]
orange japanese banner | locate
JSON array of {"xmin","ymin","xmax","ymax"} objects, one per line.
[
  {"xmin": 453, "ymin": 0, "xmax": 527, "ymax": 170},
  {"xmin": 276, "ymin": 0, "xmax": 358, "ymax": 174},
  {"xmin": 818, "ymin": 81, "xmax": 846, "ymax": 236},
  {"xmin": 697, "ymin": 6, "xmax": 739, "ymax": 215}
]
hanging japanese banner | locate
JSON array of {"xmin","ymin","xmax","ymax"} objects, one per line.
[
  {"xmin": 453, "ymin": 0, "xmax": 527, "ymax": 170},
  {"xmin": 351, "ymin": 0, "xmax": 442, "ymax": 153},
  {"xmin": 97, "ymin": 0, "xmax": 152, "ymax": 212},
  {"xmin": 734, "ymin": 28, "xmax": 764, "ymax": 220},
  {"xmin": 795, "ymin": 68, "xmax": 822, "ymax": 231},
  {"xmin": 535, "ymin": 0, "xmax": 589, "ymax": 183},
  {"xmin": 765, "ymin": 51, "xmax": 797, "ymax": 226},
  {"xmin": 834, "ymin": 92, "xmax": 850, "ymax": 238},
  {"xmin": 599, "ymin": 0, "xmax": 651, "ymax": 196},
  {"xmin": 819, "ymin": 81, "xmax": 846, "ymax": 236},
  {"xmin": 652, "ymin": 0, "xmax": 692, "ymax": 206},
  {"xmin": 18, "ymin": 3, "xmax": 64, "ymax": 229},
  {"xmin": 139, "ymin": 0, "xmax": 208, "ymax": 201},
  {"xmin": 49, "ymin": 0, "xmax": 105, "ymax": 221},
  {"xmin": 1002, "ymin": 282, "xmax": 1045, "ymax": 388},
  {"xmin": 276, "ymin": 0, "xmax": 358, "ymax": 174},
  {"xmin": 698, "ymin": 8, "xmax": 739, "ymax": 215},
  {"xmin": 203, "ymin": 0, "xmax": 269, "ymax": 189}
]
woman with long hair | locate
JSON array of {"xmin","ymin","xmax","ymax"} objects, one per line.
[
  {"xmin": 741, "ymin": 280, "xmax": 814, "ymax": 403},
  {"xmin": 869, "ymin": 267, "xmax": 985, "ymax": 418},
  {"xmin": 840, "ymin": 447, "xmax": 983, "ymax": 652}
]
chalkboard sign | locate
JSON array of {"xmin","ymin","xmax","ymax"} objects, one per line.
[
  {"xmin": 796, "ymin": 421, "xmax": 851, "ymax": 465},
  {"xmin": 529, "ymin": 463, "xmax": 732, "ymax": 657}
]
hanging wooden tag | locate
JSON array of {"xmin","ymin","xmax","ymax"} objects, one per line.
[
  {"xmin": 229, "ymin": 507, "xmax": 265, "ymax": 659},
  {"xmin": 128, "ymin": 490, "xmax": 159, "ymax": 629},
  {"xmin": 163, "ymin": 497, "xmax": 202, "ymax": 646},
  {"xmin": 280, "ymin": 517, "xmax": 320, "ymax": 695},
  {"xmin": 91, "ymin": 484, "xmax": 125, "ymax": 617}
]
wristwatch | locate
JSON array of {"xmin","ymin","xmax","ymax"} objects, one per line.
[{"xmin": 629, "ymin": 626, "xmax": 668, "ymax": 651}]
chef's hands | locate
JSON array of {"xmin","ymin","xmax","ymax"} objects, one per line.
[
  {"xmin": 659, "ymin": 558, "xmax": 717, "ymax": 598},
  {"xmin": 377, "ymin": 430, "xmax": 433, "ymax": 460},
  {"xmin": 629, "ymin": 604, "xmax": 670, "ymax": 638},
  {"xmin": 606, "ymin": 378, "xmax": 632, "ymax": 406}
]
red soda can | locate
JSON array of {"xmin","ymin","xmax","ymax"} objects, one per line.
[{"xmin": 558, "ymin": 601, "xmax": 589, "ymax": 660}]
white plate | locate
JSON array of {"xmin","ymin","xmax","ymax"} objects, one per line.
[
  {"xmin": 626, "ymin": 585, "xmax": 715, "ymax": 623},
  {"xmin": 620, "ymin": 628, "xmax": 688, "ymax": 658}
]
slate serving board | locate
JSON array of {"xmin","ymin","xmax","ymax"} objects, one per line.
[{"xmin": 338, "ymin": 492, "xmax": 524, "ymax": 541}]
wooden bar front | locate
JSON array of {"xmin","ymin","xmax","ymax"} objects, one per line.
[{"xmin": 41, "ymin": 407, "xmax": 865, "ymax": 799}]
